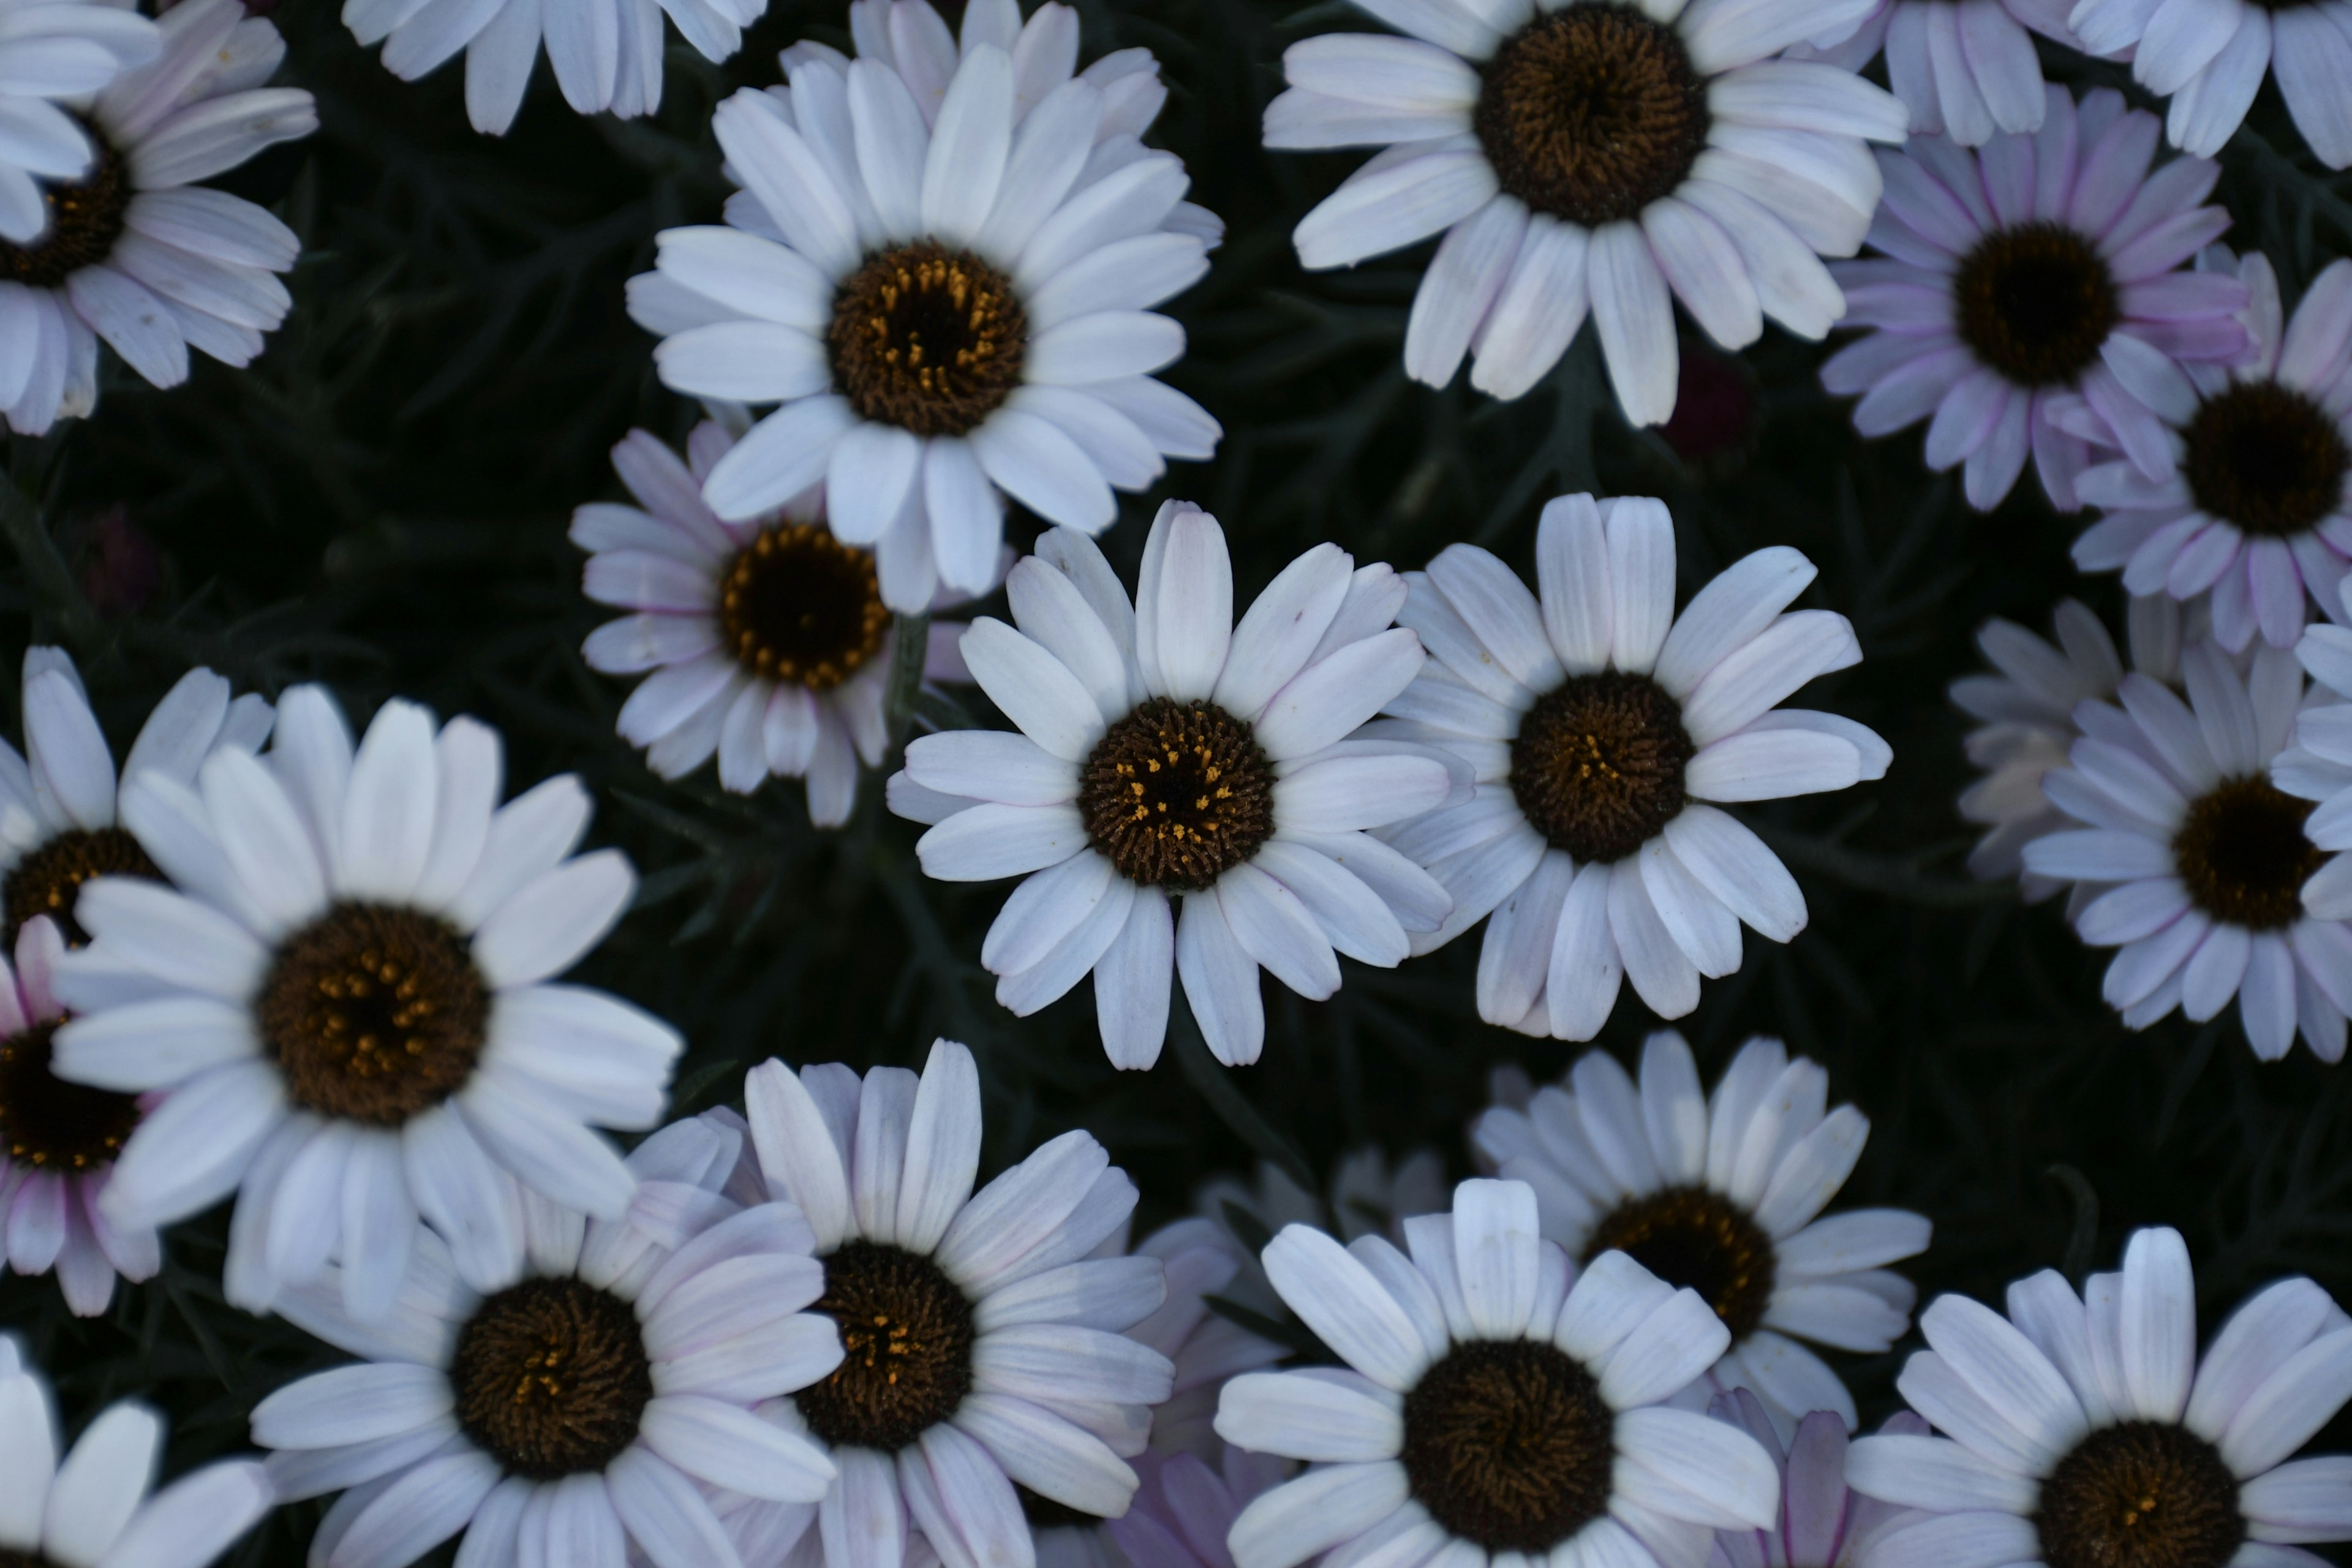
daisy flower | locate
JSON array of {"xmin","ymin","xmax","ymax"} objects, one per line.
[
  {"xmin": 2, "ymin": 648, "xmax": 273, "ymax": 948},
  {"xmin": 1823, "ymin": 86, "xmax": 2248, "ymax": 513},
  {"xmin": 1847, "ymin": 1226, "xmax": 2352, "ymax": 1568},
  {"xmin": 1374, "ymin": 495, "xmax": 1886, "ymax": 1038},
  {"xmin": 2070, "ymin": 0, "xmax": 2352, "ymax": 166},
  {"xmin": 0, "ymin": 1335, "xmax": 274, "ymax": 1568},
  {"xmin": 0, "ymin": 915, "xmax": 160, "ymax": 1314},
  {"xmin": 710, "ymin": 1039, "xmax": 1175, "ymax": 1568},
  {"xmin": 0, "ymin": 0, "xmax": 315, "ymax": 436},
  {"xmin": 1259, "ymin": 0, "xmax": 1908, "ymax": 424},
  {"xmin": 1103, "ymin": 1447, "xmax": 1289, "ymax": 1568},
  {"xmin": 889, "ymin": 505, "xmax": 1461, "ymax": 1069},
  {"xmin": 1706, "ymin": 1387, "xmax": 1923, "ymax": 1568},
  {"xmin": 1952, "ymin": 595, "xmax": 2182, "ymax": 898},
  {"xmin": 0, "ymin": 0, "xmax": 158, "ymax": 242},
  {"xmin": 50, "ymin": 685, "xmax": 682, "ymax": 1320},
  {"xmin": 629, "ymin": 0, "xmax": 1221, "ymax": 614},
  {"xmin": 252, "ymin": 1109, "xmax": 843, "ymax": 1568},
  {"xmin": 576, "ymin": 418, "xmax": 987, "ymax": 824},
  {"xmin": 1212, "ymin": 1176, "xmax": 1781, "ymax": 1568},
  {"xmin": 2019, "ymin": 636, "xmax": 2352, "ymax": 1061},
  {"xmin": 1472, "ymin": 1032, "xmax": 1931, "ymax": 1431},
  {"xmin": 1787, "ymin": 0, "xmax": 2078, "ymax": 147},
  {"xmin": 2075, "ymin": 252, "xmax": 2352, "ymax": 650},
  {"xmin": 2281, "ymin": 582, "xmax": 2352, "ymax": 920}
]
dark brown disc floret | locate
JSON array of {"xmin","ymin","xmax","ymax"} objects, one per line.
[
  {"xmin": 256, "ymin": 903, "xmax": 490, "ymax": 1126},
  {"xmin": 0, "ymin": 126, "xmax": 131, "ymax": 292},
  {"xmin": 1510, "ymin": 671, "xmax": 1695, "ymax": 862},
  {"xmin": 2182, "ymin": 381, "xmax": 2351, "ymax": 540},
  {"xmin": 1079, "ymin": 698, "xmax": 1277, "ymax": 890},
  {"xmin": 1583, "ymin": 1184, "xmax": 1777, "ymax": 1340},
  {"xmin": 3, "ymin": 826, "xmax": 162, "ymax": 946},
  {"xmin": 829, "ymin": 241, "xmax": 1028, "ymax": 437},
  {"xmin": 1953, "ymin": 222, "xmax": 2121, "ymax": 388},
  {"xmin": 1401, "ymin": 1338, "xmax": 1618, "ymax": 1552},
  {"xmin": 718, "ymin": 522, "xmax": 891, "ymax": 689},
  {"xmin": 451, "ymin": 1276, "xmax": 655, "ymax": 1480},
  {"xmin": 2171, "ymin": 776, "xmax": 2324, "ymax": 931},
  {"xmin": 794, "ymin": 1239, "xmax": 977, "ymax": 1452},
  {"xmin": 0, "ymin": 1019, "xmax": 141, "ymax": 1172},
  {"xmin": 1473, "ymin": 5, "xmax": 1712, "ymax": 229},
  {"xmin": 2036, "ymin": 1421, "xmax": 2244, "ymax": 1568}
]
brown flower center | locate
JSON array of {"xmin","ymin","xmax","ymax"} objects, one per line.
[
  {"xmin": 1078, "ymin": 698, "xmax": 1278, "ymax": 890},
  {"xmin": 1474, "ymin": 5, "xmax": 1711, "ymax": 229},
  {"xmin": 2036, "ymin": 1422, "xmax": 2244, "ymax": 1568},
  {"xmin": 1953, "ymin": 222, "xmax": 2120, "ymax": 388},
  {"xmin": 1510, "ymin": 672, "xmax": 1695, "ymax": 862},
  {"xmin": 2171, "ymin": 777, "xmax": 2324, "ymax": 931},
  {"xmin": 451, "ymin": 1276, "xmax": 654, "ymax": 1480},
  {"xmin": 4, "ymin": 826, "xmax": 162, "ymax": 947},
  {"xmin": 794, "ymin": 1240, "xmax": 976, "ymax": 1451},
  {"xmin": 256, "ymin": 903, "xmax": 489, "ymax": 1126},
  {"xmin": 718, "ymin": 522, "xmax": 891, "ymax": 689},
  {"xmin": 829, "ymin": 241, "xmax": 1028, "ymax": 437},
  {"xmin": 0, "ymin": 1019, "xmax": 140, "ymax": 1172},
  {"xmin": 0, "ymin": 125, "xmax": 130, "ymax": 291},
  {"xmin": 1583, "ymin": 1184, "xmax": 1778, "ymax": 1340},
  {"xmin": 2183, "ymin": 381, "xmax": 2350, "ymax": 540},
  {"xmin": 1402, "ymin": 1339, "xmax": 1616, "ymax": 1552}
]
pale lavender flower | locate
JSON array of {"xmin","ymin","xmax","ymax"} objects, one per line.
[
  {"xmin": 1789, "ymin": 0, "xmax": 2081, "ymax": 146},
  {"xmin": 1706, "ymin": 1388, "xmax": 1922, "ymax": 1568}
]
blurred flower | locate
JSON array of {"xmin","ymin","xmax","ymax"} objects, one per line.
[
  {"xmin": 1787, "ymin": 0, "xmax": 2081, "ymax": 146},
  {"xmin": 0, "ymin": 1333, "xmax": 274, "ymax": 1568},
  {"xmin": 254, "ymin": 1111, "xmax": 840, "ymax": 1568},
  {"xmin": 0, "ymin": 0, "xmax": 157, "ymax": 242},
  {"xmin": 2075, "ymin": 252, "xmax": 2352, "ymax": 650},
  {"xmin": 717, "ymin": 1040, "xmax": 1174, "ymax": 1568},
  {"xmin": 0, "ymin": 915, "xmax": 160, "ymax": 1314},
  {"xmin": 1474, "ymin": 1032, "xmax": 1930, "ymax": 1431},
  {"xmin": 1261, "ymin": 0, "xmax": 1905, "ymax": 423},
  {"xmin": 0, "ymin": 0, "xmax": 314, "ymax": 435},
  {"xmin": 1213, "ymin": 1176, "xmax": 1777, "ymax": 1568},
  {"xmin": 2070, "ymin": 0, "xmax": 2352, "ymax": 166},
  {"xmin": 1823, "ymin": 88, "xmax": 2247, "ymax": 513},
  {"xmin": 1, "ymin": 648, "xmax": 272, "ymax": 948},
  {"xmin": 889, "ymin": 504, "xmax": 1461, "ymax": 1069},
  {"xmin": 631, "ymin": 0, "xmax": 1221, "ymax": 614},
  {"xmin": 1849, "ymin": 1227, "xmax": 2352, "ymax": 1568},
  {"xmin": 51, "ymin": 687, "xmax": 680, "ymax": 1319},
  {"xmin": 1952, "ymin": 594, "xmax": 2183, "ymax": 899},
  {"xmin": 2019, "ymin": 637, "xmax": 2350, "ymax": 1060},
  {"xmin": 1372, "ymin": 495, "xmax": 1885, "ymax": 1038},
  {"xmin": 1197, "ymin": 1147, "xmax": 1449, "ymax": 1314},
  {"xmin": 576, "ymin": 420, "xmax": 985, "ymax": 826},
  {"xmin": 1705, "ymin": 1387, "xmax": 1923, "ymax": 1568},
  {"xmin": 74, "ymin": 506, "xmax": 162, "ymax": 619}
]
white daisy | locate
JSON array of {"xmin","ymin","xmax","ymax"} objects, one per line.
[
  {"xmin": 1373, "ymin": 494, "xmax": 1887, "ymax": 1039},
  {"xmin": 1, "ymin": 647, "xmax": 273, "ymax": 947},
  {"xmin": 1212, "ymin": 1175, "xmax": 1780, "ymax": 1568},
  {"xmin": 1787, "ymin": 0, "xmax": 2079, "ymax": 147},
  {"xmin": 0, "ymin": 1334, "xmax": 274, "ymax": 1568},
  {"xmin": 2070, "ymin": 0, "xmax": 2352, "ymax": 166},
  {"xmin": 252, "ymin": 1109, "xmax": 843, "ymax": 1568},
  {"xmin": 48, "ymin": 684, "xmax": 683, "ymax": 1321},
  {"xmin": 1472, "ymin": 1031, "xmax": 1930, "ymax": 1432},
  {"xmin": 0, "ymin": 0, "xmax": 159, "ymax": 242},
  {"xmin": 2075, "ymin": 251, "xmax": 2352, "ymax": 651},
  {"xmin": 2018, "ymin": 636, "xmax": 2352, "ymax": 1061},
  {"xmin": 577, "ymin": 418, "xmax": 987, "ymax": 823},
  {"xmin": 1952, "ymin": 595, "xmax": 2182, "ymax": 899},
  {"xmin": 1259, "ymin": 0, "xmax": 1907, "ymax": 424},
  {"xmin": 708, "ymin": 1039, "xmax": 1176, "ymax": 1568},
  {"xmin": 0, "ymin": 0, "xmax": 314, "ymax": 435},
  {"xmin": 1847, "ymin": 1226, "xmax": 2352, "ymax": 1568},
  {"xmin": 888, "ymin": 503, "xmax": 1462, "ymax": 1069},
  {"xmin": 629, "ymin": 0, "xmax": 1222, "ymax": 614},
  {"xmin": 2282, "ymin": 576, "xmax": 2352, "ymax": 920}
]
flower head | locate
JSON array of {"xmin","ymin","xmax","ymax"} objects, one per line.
[
  {"xmin": 2075, "ymin": 252, "xmax": 2352, "ymax": 650},
  {"xmin": 891, "ymin": 504, "xmax": 1463, "ymax": 1069},
  {"xmin": 1706, "ymin": 1387, "xmax": 1924, "ymax": 1568},
  {"xmin": 1376, "ymin": 494, "xmax": 1885, "ymax": 1038},
  {"xmin": 0, "ymin": 0, "xmax": 313, "ymax": 435},
  {"xmin": 630, "ymin": 0, "xmax": 1221, "ymax": 614},
  {"xmin": 1847, "ymin": 1227, "xmax": 2352, "ymax": 1568},
  {"xmin": 1823, "ymin": 87, "xmax": 2247, "ymax": 512},
  {"xmin": 576, "ymin": 419, "xmax": 985, "ymax": 823},
  {"xmin": 2280, "ymin": 578, "xmax": 2352, "ymax": 924},
  {"xmin": 2070, "ymin": 0, "xmax": 2352, "ymax": 166},
  {"xmin": 1787, "ymin": 0, "xmax": 2081, "ymax": 147},
  {"xmin": 0, "ymin": 0, "xmax": 159, "ymax": 243},
  {"xmin": 2020, "ymin": 635, "xmax": 2351, "ymax": 1060},
  {"xmin": 51, "ymin": 685, "xmax": 681, "ymax": 1319},
  {"xmin": 1212, "ymin": 1175, "xmax": 1781, "ymax": 1568},
  {"xmin": 252, "ymin": 1110, "xmax": 842, "ymax": 1568},
  {"xmin": 1474, "ymin": 1032, "xmax": 1930, "ymax": 1431},
  {"xmin": 1262, "ymin": 0, "xmax": 1908, "ymax": 423}
]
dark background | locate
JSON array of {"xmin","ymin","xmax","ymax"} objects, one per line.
[{"xmin": 4, "ymin": 3, "xmax": 2351, "ymax": 1561}]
